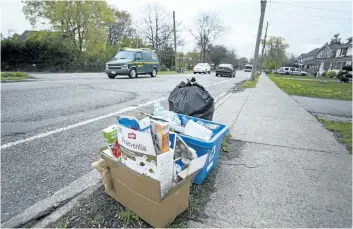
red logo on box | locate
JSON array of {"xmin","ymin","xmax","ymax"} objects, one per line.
[{"xmin": 128, "ymin": 132, "xmax": 136, "ymax": 139}]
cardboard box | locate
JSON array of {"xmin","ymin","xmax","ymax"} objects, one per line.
[
  {"xmin": 100, "ymin": 153, "xmax": 199, "ymax": 228},
  {"xmin": 117, "ymin": 112, "xmax": 150, "ymax": 132},
  {"xmin": 117, "ymin": 124, "xmax": 174, "ymax": 199}
]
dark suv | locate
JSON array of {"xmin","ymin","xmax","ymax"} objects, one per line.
[{"xmin": 105, "ymin": 48, "xmax": 160, "ymax": 79}]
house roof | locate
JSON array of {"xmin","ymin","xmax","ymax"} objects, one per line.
[{"xmin": 307, "ymin": 48, "xmax": 320, "ymax": 56}]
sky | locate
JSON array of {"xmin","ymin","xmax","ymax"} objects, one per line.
[{"xmin": 1, "ymin": 0, "xmax": 352, "ymax": 59}]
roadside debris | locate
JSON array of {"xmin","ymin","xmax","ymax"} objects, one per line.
[
  {"xmin": 168, "ymin": 77, "xmax": 215, "ymax": 120},
  {"xmin": 90, "ymin": 95, "xmax": 228, "ymax": 227}
]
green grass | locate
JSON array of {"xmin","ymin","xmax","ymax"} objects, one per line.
[
  {"xmin": 317, "ymin": 118, "xmax": 352, "ymax": 153},
  {"xmin": 270, "ymin": 73, "xmax": 337, "ymax": 81},
  {"xmin": 239, "ymin": 77, "xmax": 260, "ymax": 89},
  {"xmin": 0, "ymin": 72, "xmax": 30, "ymax": 80},
  {"xmin": 118, "ymin": 209, "xmax": 140, "ymax": 226},
  {"xmin": 158, "ymin": 70, "xmax": 193, "ymax": 75},
  {"xmin": 269, "ymin": 74, "xmax": 352, "ymax": 100}
]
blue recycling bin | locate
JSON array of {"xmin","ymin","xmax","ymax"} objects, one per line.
[{"xmin": 176, "ymin": 114, "xmax": 229, "ymax": 184}]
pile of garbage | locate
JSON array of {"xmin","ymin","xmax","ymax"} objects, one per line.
[{"xmin": 92, "ymin": 79, "xmax": 227, "ymax": 228}]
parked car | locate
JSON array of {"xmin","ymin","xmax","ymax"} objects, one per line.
[
  {"xmin": 216, "ymin": 64, "xmax": 236, "ymax": 77},
  {"xmin": 105, "ymin": 48, "xmax": 159, "ymax": 79},
  {"xmin": 193, "ymin": 63, "xmax": 211, "ymax": 74},
  {"xmin": 244, "ymin": 64, "xmax": 253, "ymax": 72},
  {"xmin": 273, "ymin": 67, "xmax": 284, "ymax": 74},
  {"xmin": 281, "ymin": 67, "xmax": 308, "ymax": 76}
]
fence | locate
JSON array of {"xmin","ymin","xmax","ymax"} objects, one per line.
[{"xmin": 1, "ymin": 63, "xmax": 105, "ymax": 73}]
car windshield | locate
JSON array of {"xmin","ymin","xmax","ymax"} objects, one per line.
[
  {"xmin": 219, "ymin": 64, "xmax": 231, "ymax": 68},
  {"xmin": 114, "ymin": 51, "xmax": 135, "ymax": 59},
  {"xmin": 245, "ymin": 65, "xmax": 252, "ymax": 69}
]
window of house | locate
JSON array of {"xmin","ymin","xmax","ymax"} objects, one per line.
[{"xmin": 340, "ymin": 48, "xmax": 348, "ymax": 56}]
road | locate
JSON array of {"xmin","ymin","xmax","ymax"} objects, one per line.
[{"xmin": 1, "ymin": 71, "xmax": 249, "ymax": 222}]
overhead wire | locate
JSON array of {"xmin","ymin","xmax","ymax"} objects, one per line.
[{"xmin": 272, "ymin": 1, "xmax": 351, "ymax": 13}]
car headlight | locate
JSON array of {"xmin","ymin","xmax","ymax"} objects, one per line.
[
  {"xmin": 121, "ymin": 64, "xmax": 128, "ymax": 69},
  {"xmin": 105, "ymin": 64, "xmax": 108, "ymax": 69}
]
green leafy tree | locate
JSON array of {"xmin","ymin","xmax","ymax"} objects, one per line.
[
  {"xmin": 265, "ymin": 36, "xmax": 289, "ymax": 67},
  {"xmin": 208, "ymin": 45, "xmax": 228, "ymax": 69},
  {"xmin": 23, "ymin": 0, "xmax": 114, "ymax": 60},
  {"xmin": 263, "ymin": 57, "xmax": 277, "ymax": 70}
]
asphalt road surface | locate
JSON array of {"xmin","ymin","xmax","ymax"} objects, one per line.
[
  {"xmin": 291, "ymin": 95, "xmax": 352, "ymax": 118},
  {"xmin": 1, "ymin": 71, "xmax": 249, "ymax": 222}
]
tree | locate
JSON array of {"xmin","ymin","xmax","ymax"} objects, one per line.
[
  {"xmin": 238, "ymin": 57, "xmax": 248, "ymax": 69},
  {"xmin": 159, "ymin": 45, "xmax": 175, "ymax": 68},
  {"xmin": 23, "ymin": 0, "xmax": 114, "ymax": 60},
  {"xmin": 208, "ymin": 45, "xmax": 228, "ymax": 69},
  {"xmin": 287, "ymin": 53, "xmax": 297, "ymax": 66},
  {"xmin": 107, "ymin": 8, "xmax": 133, "ymax": 46},
  {"xmin": 189, "ymin": 12, "xmax": 225, "ymax": 62},
  {"xmin": 265, "ymin": 36, "xmax": 289, "ymax": 67},
  {"xmin": 137, "ymin": 4, "xmax": 177, "ymax": 53},
  {"xmin": 223, "ymin": 48, "xmax": 238, "ymax": 68},
  {"xmin": 328, "ymin": 33, "xmax": 342, "ymax": 45},
  {"xmin": 347, "ymin": 37, "xmax": 352, "ymax": 44},
  {"xmin": 263, "ymin": 57, "xmax": 277, "ymax": 70},
  {"xmin": 249, "ymin": 58, "xmax": 254, "ymax": 64}
]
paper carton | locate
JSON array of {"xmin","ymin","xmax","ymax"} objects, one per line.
[
  {"xmin": 117, "ymin": 124, "xmax": 173, "ymax": 199},
  {"xmin": 150, "ymin": 118, "xmax": 170, "ymax": 154}
]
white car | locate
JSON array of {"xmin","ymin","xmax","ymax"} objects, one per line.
[
  {"xmin": 281, "ymin": 67, "xmax": 308, "ymax": 76},
  {"xmin": 193, "ymin": 63, "xmax": 211, "ymax": 74}
]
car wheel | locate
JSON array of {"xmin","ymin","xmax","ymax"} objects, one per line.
[
  {"xmin": 150, "ymin": 68, "xmax": 157, "ymax": 77},
  {"xmin": 129, "ymin": 68, "xmax": 137, "ymax": 78},
  {"xmin": 216, "ymin": 74, "xmax": 218, "ymax": 77},
  {"xmin": 285, "ymin": 72, "xmax": 289, "ymax": 75},
  {"xmin": 301, "ymin": 73, "xmax": 306, "ymax": 76},
  {"xmin": 107, "ymin": 74, "xmax": 116, "ymax": 79},
  {"xmin": 208, "ymin": 71, "xmax": 211, "ymax": 74},
  {"xmin": 194, "ymin": 72, "xmax": 196, "ymax": 74}
]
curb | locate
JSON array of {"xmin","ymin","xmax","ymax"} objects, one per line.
[{"xmin": 1, "ymin": 170, "xmax": 100, "ymax": 228}]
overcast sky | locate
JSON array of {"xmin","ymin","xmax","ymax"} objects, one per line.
[{"xmin": 1, "ymin": 0, "xmax": 352, "ymax": 59}]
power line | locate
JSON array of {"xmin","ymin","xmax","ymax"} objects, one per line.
[
  {"xmin": 272, "ymin": 1, "xmax": 351, "ymax": 13},
  {"xmin": 271, "ymin": 7, "xmax": 352, "ymax": 20}
]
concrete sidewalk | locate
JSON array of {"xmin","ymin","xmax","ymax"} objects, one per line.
[{"xmin": 191, "ymin": 74, "xmax": 352, "ymax": 227}]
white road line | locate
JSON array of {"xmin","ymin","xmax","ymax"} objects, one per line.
[{"xmin": 0, "ymin": 78, "xmax": 236, "ymax": 149}]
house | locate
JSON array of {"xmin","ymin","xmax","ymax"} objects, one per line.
[{"xmin": 299, "ymin": 43, "xmax": 352, "ymax": 73}]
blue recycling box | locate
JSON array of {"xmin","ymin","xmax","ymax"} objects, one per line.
[{"xmin": 176, "ymin": 114, "xmax": 229, "ymax": 184}]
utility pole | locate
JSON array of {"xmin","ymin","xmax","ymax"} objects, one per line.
[
  {"xmin": 251, "ymin": 0, "xmax": 267, "ymax": 80},
  {"xmin": 260, "ymin": 21, "xmax": 268, "ymax": 72},
  {"xmin": 173, "ymin": 11, "xmax": 178, "ymax": 70}
]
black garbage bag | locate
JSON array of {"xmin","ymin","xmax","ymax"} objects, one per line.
[{"xmin": 168, "ymin": 77, "xmax": 215, "ymax": 120}]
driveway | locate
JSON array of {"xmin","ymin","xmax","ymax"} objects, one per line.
[{"xmin": 291, "ymin": 95, "xmax": 352, "ymax": 120}]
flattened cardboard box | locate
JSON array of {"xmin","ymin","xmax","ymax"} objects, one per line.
[{"xmin": 101, "ymin": 154, "xmax": 197, "ymax": 228}]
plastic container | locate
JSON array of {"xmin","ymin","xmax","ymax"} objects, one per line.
[{"xmin": 176, "ymin": 114, "xmax": 229, "ymax": 184}]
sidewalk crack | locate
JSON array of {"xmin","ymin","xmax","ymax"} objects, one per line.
[{"xmin": 222, "ymin": 162, "xmax": 264, "ymax": 168}]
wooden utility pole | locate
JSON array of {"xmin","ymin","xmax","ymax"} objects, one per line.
[
  {"xmin": 173, "ymin": 11, "xmax": 178, "ymax": 70},
  {"xmin": 251, "ymin": 0, "xmax": 267, "ymax": 80},
  {"xmin": 260, "ymin": 21, "xmax": 269, "ymax": 72}
]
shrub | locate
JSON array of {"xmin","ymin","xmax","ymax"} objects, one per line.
[
  {"xmin": 326, "ymin": 70, "xmax": 337, "ymax": 78},
  {"xmin": 322, "ymin": 71, "xmax": 326, "ymax": 77},
  {"xmin": 170, "ymin": 65, "xmax": 176, "ymax": 71},
  {"xmin": 0, "ymin": 72, "xmax": 29, "ymax": 78},
  {"xmin": 160, "ymin": 64, "xmax": 167, "ymax": 71}
]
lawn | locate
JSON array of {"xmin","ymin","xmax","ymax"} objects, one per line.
[
  {"xmin": 0, "ymin": 72, "xmax": 30, "ymax": 80},
  {"xmin": 158, "ymin": 70, "xmax": 192, "ymax": 75},
  {"xmin": 317, "ymin": 118, "xmax": 352, "ymax": 153},
  {"xmin": 269, "ymin": 74, "xmax": 352, "ymax": 100},
  {"xmin": 239, "ymin": 76, "xmax": 259, "ymax": 89}
]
